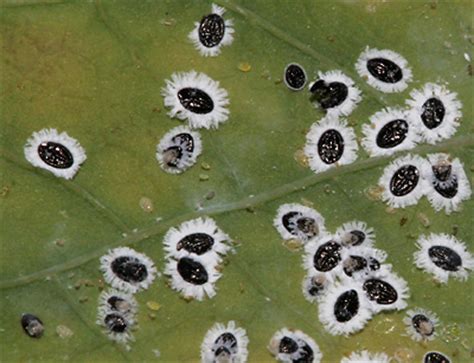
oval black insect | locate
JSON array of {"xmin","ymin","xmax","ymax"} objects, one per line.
[
  {"xmin": 343, "ymin": 255, "xmax": 368, "ymax": 277},
  {"xmin": 172, "ymin": 133, "xmax": 195, "ymax": 152},
  {"xmin": 37, "ymin": 142, "xmax": 74, "ymax": 169},
  {"xmin": 279, "ymin": 336, "xmax": 298, "ymax": 354},
  {"xmin": 313, "ymin": 241, "xmax": 342, "ymax": 272},
  {"xmin": 317, "ymin": 129, "xmax": 345, "ymax": 164},
  {"xmin": 421, "ymin": 98, "xmax": 445, "ymax": 129},
  {"xmin": 376, "ymin": 119, "xmax": 409, "ymax": 149},
  {"xmin": 21, "ymin": 313, "xmax": 44, "ymax": 338},
  {"xmin": 214, "ymin": 332, "xmax": 238, "ymax": 357},
  {"xmin": 284, "ymin": 63, "xmax": 307, "ymax": 91},
  {"xmin": 176, "ymin": 233, "xmax": 215, "ymax": 255},
  {"xmin": 198, "ymin": 13, "xmax": 225, "ymax": 48},
  {"xmin": 363, "ymin": 278, "xmax": 398, "ymax": 305},
  {"xmin": 428, "ymin": 245, "xmax": 462, "ymax": 271},
  {"xmin": 177, "ymin": 257, "xmax": 209, "ymax": 285},
  {"xmin": 177, "ymin": 87, "xmax": 214, "ymax": 114},
  {"xmin": 434, "ymin": 178, "xmax": 458, "ymax": 199},
  {"xmin": 334, "ymin": 289, "xmax": 359, "ymax": 322},
  {"xmin": 294, "ymin": 343, "xmax": 314, "ymax": 363},
  {"xmin": 104, "ymin": 313, "xmax": 128, "ymax": 333},
  {"xmin": 412, "ymin": 314, "xmax": 434, "ymax": 336},
  {"xmin": 389, "ymin": 165, "xmax": 419, "ymax": 197},
  {"xmin": 367, "ymin": 58, "xmax": 403, "ymax": 83},
  {"xmin": 111, "ymin": 256, "xmax": 148, "ymax": 283},
  {"xmin": 424, "ymin": 351, "xmax": 451, "ymax": 363},
  {"xmin": 310, "ymin": 80, "xmax": 348, "ymax": 109}
]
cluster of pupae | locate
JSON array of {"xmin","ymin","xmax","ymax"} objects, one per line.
[
  {"xmin": 17, "ymin": 3, "xmax": 471, "ymax": 361},
  {"xmin": 284, "ymin": 47, "xmax": 470, "ymax": 215},
  {"xmin": 274, "ymin": 203, "xmax": 409, "ymax": 336}
]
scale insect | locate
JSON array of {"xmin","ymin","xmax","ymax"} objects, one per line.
[
  {"xmin": 414, "ymin": 233, "xmax": 474, "ymax": 283},
  {"xmin": 335, "ymin": 221, "xmax": 375, "ymax": 248},
  {"xmin": 98, "ymin": 289, "xmax": 138, "ymax": 318},
  {"xmin": 304, "ymin": 115, "xmax": 359, "ymax": 174},
  {"xmin": 406, "ymin": 83, "xmax": 462, "ymax": 144},
  {"xmin": 163, "ymin": 217, "xmax": 232, "ymax": 263},
  {"xmin": 422, "ymin": 153, "xmax": 472, "ymax": 214},
  {"xmin": 189, "ymin": 4, "xmax": 234, "ymax": 57},
  {"xmin": 162, "ymin": 71, "xmax": 230, "ymax": 129},
  {"xmin": 362, "ymin": 107, "xmax": 420, "ymax": 157},
  {"xmin": 274, "ymin": 203, "xmax": 326, "ymax": 242},
  {"xmin": 303, "ymin": 235, "xmax": 344, "ymax": 279},
  {"xmin": 96, "ymin": 309, "xmax": 135, "ymax": 346},
  {"xmin": 403, "ymin": 308, "xmax": 439, "ymax": 342},
  {"xmin": 268, "ymin": 328, "xmax": 322, "ymax": 363},
  {"xmin": 24, "ymin": 128, "xmax": 87, "ymax": 179},
  {"xmin": 357, "ymin": 269, "xmax": 410, "ymax": 313},
  {"xmin": 309, "ymin": 70, "xmax": 362, "ymax": 116},
  {"xmin": 164, "ymin": 254, "xmax": 222, "ymax": 301},
  {"xmin": 156, "ymin": 126, "xmax": 202, "ymax": 174},
  {"xmin": 201, "ymin": 321, "xmax": 249, "ymax": 363},
  {"xmin": 318, "ymin": 282, "xmax": 373, "ymax": 336},
  {"xmin": 284, "ymin": 63, "xmax": 307, "ymax": 91},
  {"xmin": 100, "ymin": 247, "xmax": 157, "ymax": 294},
  {"xmin": 356, "ymin": 46, "xmax": 412, "ymax": 93},
  {"xmin": 378, "ymin": 154, "xmax": 429, "ymax": 209}
]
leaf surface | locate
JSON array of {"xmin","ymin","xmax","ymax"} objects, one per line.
[{"xmin": 0, "ymin": 0, "xmax": 473, "ymax": 361}]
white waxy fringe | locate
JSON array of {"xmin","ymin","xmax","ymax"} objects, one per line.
[
  {"xmin": 406, "ymin": 83, "xmax": 462, "ymax": 144},
  {"xmin": 355, "ymin": 46, "xmax": 412, "ymax": 93},
  {"xmin": 340, "ymin": 246, "xmax": 388, "ymax": 278},
  {"xmin": 422, "ymin": 153, "xmax": 471, "ymax": 214},
  {"xmin": 97, "ymin": 289, "xmax": 138, "ymax": 318},
  {"xmin": 24, "ymin": 128, "xmax": 87, "ymax": 179},
  {"xmin": 156, "ymin": 125, "xmax": 202, "ymax": 174},
  {"xmin": 96, "ymin": 308, "xmax": 135, "ymax": 347},
  {"xmin": 304, "ymin": 114, "xmax": 359, "ymax": 174},
  {"xmin": 403, "ymin": 307, "xmax": 439, "ymax": 342},
  {"xmin": 201, "ymin": 321, "xmax": 249, "ymax": 363},
  {"xmin": 164, "ymin": 253, "xmax": 222, "ymax": 301},
  {"xmin": 378, "ymin": 154, "xmax": 429, "ymax": 209},
  {"xmin": 318, "ymin": 281, "xmax": 373, "ymax": 336},
  {"xmin": 309, "ymin": 70, "xmax": 362, "ymax": 117},
  {"xmin": 303, "ymin": 235, "xmax": 344, "ymax": 279},
  {"xmin": 163, "ymin": 217, "xmax": 232, "ymax": 263},
  {"xmin": 414, "ymin": 233, "xmax": 474, "ymax": 283},
  {"xmin": 340, "ymin": 350, "xmax": 390, "ymax": 363},
  {"xmin": 268, "ymin": 328, "xmax": 322, "ymax": 363},
  {"xmin": 99, "ymin": 247, "xmax": 157, "ymax": 294},
  {"xmin": 188, "ymin": 4, "xmax": 234, "ymax": 57},
  {"xmin": 355, "ymin": 269, "xmax": 410, "ymax": 313},
  {"xmin": 335, "ymin": 220, "xmax": 375, "ymax": 248},
  {"xmin": 362, "ymin": 107, "xmax": 420, "ymax": 157},
  {"xmin": 161, "ymin": 71, "xmax": 230, "ymax": 129},
  {"xmin": 301, "ymin": 271, "xmax": 333, "ymax": 303},
  {"xmin": 273, "ymin": 203, "xmax": 326, "ymax": 242}
]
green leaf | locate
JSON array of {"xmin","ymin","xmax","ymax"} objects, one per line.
[{"xmin": 1, "ymin": 0, "xmax": 472, "ymax": 361}]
